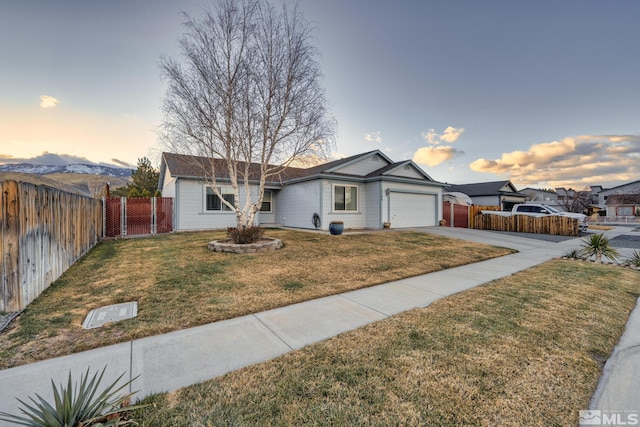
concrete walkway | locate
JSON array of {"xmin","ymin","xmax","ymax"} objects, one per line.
[{"xmin": 0, "ymin": 226, "xmax": 637, "ymax": 423}]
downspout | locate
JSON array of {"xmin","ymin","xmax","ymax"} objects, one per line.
[{"xmin": 319, "ymin": 180, "xmax": 323, "ymax": 230}]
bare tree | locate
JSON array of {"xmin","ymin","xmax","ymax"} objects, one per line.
[
  {"xmin": 160, "ymin": 0, "xmax": 336, "ymax": 230},
  {"xmin": 557, "ymin": 186, "xmax": 591, "ymax": 213}
]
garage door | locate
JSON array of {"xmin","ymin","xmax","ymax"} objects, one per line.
[{"xmin": 389, "ymin": 192, "xmax": 437, "ymax": 228}]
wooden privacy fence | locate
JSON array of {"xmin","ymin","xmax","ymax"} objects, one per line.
[
  {"xmin": 473, "ymin": 213, "xmax": 579, "ymax": 236},
  {"xmin": 442, "ymin": 203, "xmax": 501, "ymax": 228},
  {"xmin": 1, "ymin": 180, "xmax": 102, "ymax": 312},
  {"xmin": 104, "ymin": 197, "xmax": 173, "ymax": 237}
]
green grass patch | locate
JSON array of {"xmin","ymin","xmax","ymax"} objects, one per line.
[{"xmin": 281, "ymin": 280, "xmax": 305, "ymax": 291}]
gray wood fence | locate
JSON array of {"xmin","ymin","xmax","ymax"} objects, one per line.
[{"xmin": 1, "ymin": 180, "xmax": 102, "ymax": 312}]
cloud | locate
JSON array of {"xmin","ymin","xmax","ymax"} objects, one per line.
[
  {"xmin": 0, "ymin": 152, "xmax": 94, "ymax": 166},
  {"xmin": 39, "ymin": 95, "xmax": 59, "ymax": 109},
  {"xmin": 469, "ymin": 134, "xmax": 640, "ymax": 187},
  {"xmin": 421, "ymin": 126, "xmax": 465, "ymax": 145},
  {"xmin": 0, "ymin": 152, "xmax": 130, "ymax": 168},
  {"xmin": 364, "ymin": 131, "xmax": 382, "ymax": 143},
  {"xmin": 413, "ymin": 146, "xmax": 465, "ymax": 167},
  {"xmin": 110, "ymin": 158, "xmax": 136, "ymax": 168},
  {"xmin": 440, "ymin": 126, "xmax": 465, "ymax": 143},
  {"xmin": 413, "ymin": 126, "xmax": 466, "ymax": 166}
]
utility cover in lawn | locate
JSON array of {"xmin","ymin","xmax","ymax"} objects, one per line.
[{"xmin": 82, "ymin": 302, "xmax": 138, "ymax": 329}]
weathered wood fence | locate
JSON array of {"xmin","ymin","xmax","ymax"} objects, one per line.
[
  {"xmin": 1, "ymin": 180, "xmax": 102, "ymax": 312},
  {"xmin": 442, "ymin": 203, "xmax": 501, "ymax": 228},
  {"xmin": 473, "ymin": 213, "xmax": 579, "ymax": 236}
]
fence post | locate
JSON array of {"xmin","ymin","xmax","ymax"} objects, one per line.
[
  {"xmin": 102, "ymin": 197, "xmax": 106, "ymax": 239},
  {"xmin": 121, "ymin": 196, "xmax": 127, "ymax": 237},
  {"xmin": 151, "ymin": 197, "xmax": 157, "ymax": 235},
  {"xmin": 1, "ymin": 181, "xmax": 21, "ymax": 312}
]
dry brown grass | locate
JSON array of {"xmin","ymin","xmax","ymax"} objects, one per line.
[
  {"xmin": 0, "ymin": 229, "xmax": 512, "ymax": 369},
  {"xmin": 132, "ymin": 260, "xmax": 640, "ymax": 426},
  {"xmin": 588, "ymin": 224, "xmax": 615, "ymax": 231}
]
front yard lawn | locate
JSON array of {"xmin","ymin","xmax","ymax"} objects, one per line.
[
  {"xmin": 132, "ymin": 260, "xmax": 640, "ymax": 426},
  {"xmin": 0, "ymin": 229, "xmax": 513, "ymax": 369}
]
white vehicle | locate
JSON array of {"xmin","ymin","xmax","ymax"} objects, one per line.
[{"xmin": 482, "ymin": 203, "xmax": 588, "ymax": 231}]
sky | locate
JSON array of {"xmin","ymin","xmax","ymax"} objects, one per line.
[{"xmin": 1, "ymin": 0, "xmax": 639, "ymax": 190}]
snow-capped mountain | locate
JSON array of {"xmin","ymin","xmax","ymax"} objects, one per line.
[{"xmin": 0, "ymin": 163, "xmax": 132, "ymax": 177}]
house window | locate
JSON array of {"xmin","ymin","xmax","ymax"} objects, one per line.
[
  {"xmin": 617, "ymin": 206, "xmax": 633, "ymax": 216},
  {"xmin": 260, "ymin": 191, "xmax": 273, "ymax": 212},
  {"xmin": 206, "ymin": 186, "xmax": 234, "ymax": 211},
  {"xmin": 334, "ymin": 185, "xmax": 357, "ymax": 211}
]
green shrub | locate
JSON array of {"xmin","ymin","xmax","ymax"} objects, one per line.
[
  {"xmin": 624, "ymin": 250, "xmax": 640, "ymax": 267},
  {"xmin": 226, "ymin": 226, "xmax": 264, "ymax": 244},
  {"xmin": 0, "ymin": 366, "xmax": 146, "ymax": 426},
  {"xmin": 563, "ymin": 249, "xmax": 586, "ymax": 260},
  {"xmin": 579, "ymin": 233, "xmax": 620, "ymax": 264}
]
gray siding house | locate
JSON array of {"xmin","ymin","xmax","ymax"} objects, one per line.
[
  {"xmin": 444, "ymin": 180, "xmax": 527, "ymax": 210},
  {"xmin": 159, "ymin": 150, "xmax": 447, "ymax": 231}
]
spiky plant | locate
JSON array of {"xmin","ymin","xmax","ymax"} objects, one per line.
[
  {"xmin": 579, "ymin": 233, "xmax": 620, "ymax": 264},
  {"xmin": 0, "ymin": 366, "xmax": 146, "ymax": 426},
  {"xmin": 624, "ymin": 250, "xmax": 640, "ymax": 268},
  {"xmin": 563, "ymin": 248, "xmax": 586, "ymax": 260}
]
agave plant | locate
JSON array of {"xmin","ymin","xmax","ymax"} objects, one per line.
[
  {"xmin": 0, "ymin": 366, "xmax": 146, "ymax": 426},
  {"xmin": 624, "ymin": 250, "xmax": 640, "ymax": 268},
  {"xmin": 579, "ymin": 233, "xmax": 620, "ymax": 264},
  {"xmin": 563, "ymin": 248, "xmax": 586, "ymax": 260}
]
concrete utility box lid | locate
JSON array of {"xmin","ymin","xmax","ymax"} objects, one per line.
[{"xmin": 82, "ymin": 302, "xmax": 138, "ymax": 329}]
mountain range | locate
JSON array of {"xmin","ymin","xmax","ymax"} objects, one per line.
[
  {"xmin": 0, "ymin": 163, "xmax": 132, "ymax": 197},
  {"xmin": 0, "ymin": 163, "xmax": 132, "ymax": 177}
]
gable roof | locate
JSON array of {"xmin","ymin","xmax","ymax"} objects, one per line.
[
  {"xmin": 160, "ymin": 150, "xmax": 445, "ymax": 187},
  {"xmin": 444, "ymin": 180, "xmax": 523, "ymax": 197},
  {"xmin": 600, "ymin": 179, "xmax": 640, "ymax": 194}
]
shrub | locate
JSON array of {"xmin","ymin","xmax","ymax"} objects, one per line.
[
  {"xmin": 563, "ymin": 249, "xmax": 586, "ymax": 260},
  {"xmin": 227, "ymin": 226, "xmax": 265, "ymax": 244},
  {"xmin": 624, "ymin": 250, "xmax": 640, "ymax": 268},
  {"xmin": 579, "ymin": 233, "xmax": 620, "ymax": 264},
  {"xmin": 0, "ymin": 366, "xmax": 146, "ymax": 426}
]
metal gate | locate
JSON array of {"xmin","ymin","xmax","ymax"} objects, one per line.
[
  {"xmin": 443, "ymin": 201, "xmax": 470, "ymax": 228},
  {"xmin": 104, "ymin": 197, "xmax": 173, "ymax": 237}
]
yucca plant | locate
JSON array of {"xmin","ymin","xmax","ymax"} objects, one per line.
[
  {"xmin": 0, "ymin": 366, "xmax": 146, "ymax": 426},
  {"xmin": 563, "ymin": 248, "xmax": 586, "ymax": 260},
  {"xmin": 579, "ymin": 233, "xmax": 620, "ymax": 264},
  {"xmin": 624, "ymin": 250, "xmax": 640, "ymax": 268}
]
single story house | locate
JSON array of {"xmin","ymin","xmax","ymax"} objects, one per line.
[
  {"xmin": 443, "ymin": 180, "xmax": 527, "ymax": 210},
  {"xmin": 158, "ymin": 150, "xmax": 447, "ymax": 231},
  {"xmin": 605, "ymin": 194, "xmax": 640, "ymax": 219}
]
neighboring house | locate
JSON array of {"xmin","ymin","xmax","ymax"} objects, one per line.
[
  {"xmin": 595, "ymin": 180, "xmax": 640, "ymax": 208},
  {"xmin": 158, "ymin": 150, "xmax": 447, "ymax": 231},
  {"xmin": 520, "ymin": 187, "xmax": 565, "ymax": 211},
  {"xmin": 444, "ymin": 180, "xmax": 527, "ymax": 210},
  {"xmin": 604, "ymin": 194, "xmax": 640, "ymax": 219},
  {"xmin": 521, "ymin": 187, "xmax": 558, "ymax": 202}
]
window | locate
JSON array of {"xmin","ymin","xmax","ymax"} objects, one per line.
[
  {"xmin": 206, "ymin": 186, "xmax": 234, "ymax": 211},
  {"xmin": 334, "ymin": 185, "xmax": 357, "ymax": 211},
  {"xmin": 260, "ymin": 191, "xmax": 272, "ymax": 212},
  {"xmin": 617, "ymin": 206, "xmax": 633, "ymax": 216}
]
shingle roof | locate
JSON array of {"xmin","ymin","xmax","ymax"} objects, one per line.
[
  {"xmin": 161, "ymin": 150, "xmax": 439, "ymax": 186},
  {"xmin": 163, "ymin": 150, "xmax": 388, "ymax": 183},
  {"xmin": 444, "ymin": 180, "xmax": 520, "ymax": 196},
  {"xmin": 605, "ymin": 194, "xmax": 640, "ymax": 206},
  {"xmin": 162, "ymin": 152, "xmax": 306, "ymax": 183}
]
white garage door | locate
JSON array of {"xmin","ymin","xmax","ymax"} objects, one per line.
[{"xmin": 390, "ymin": 192, "xmax": 437, "ymax": 228}]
